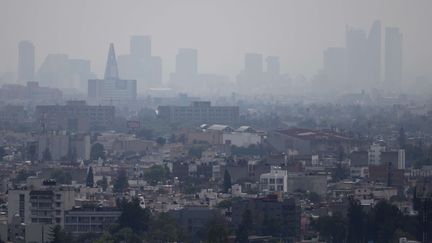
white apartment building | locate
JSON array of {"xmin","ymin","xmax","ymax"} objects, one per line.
[
  {"xmin": 368, "ymin": 142, "xmax": 386, "ymax": 165},
  {"xmin": 260, "ymin": 166, "xmax": 288, "ymax": 193}
]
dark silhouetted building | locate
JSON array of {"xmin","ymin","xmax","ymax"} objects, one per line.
[{"xmin": 231, "ymin": 196, "xmax": 300, "ymax": 241}]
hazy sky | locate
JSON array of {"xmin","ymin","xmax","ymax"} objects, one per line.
[{"xmin": 1, "ymin": 0, "xmax": 431, "ymax": 81}]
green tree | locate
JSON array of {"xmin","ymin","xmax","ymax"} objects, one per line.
[
  {"xmin": 236, "ymin": 209, "xmax": 253, "ymax": 243},
  {"xmin": 188, "ymin": 146, "xmax": 204, "ymax": 158},
  {"xmin": 42, "ymin": 147, "xmax": 52, "ymax": 161},
  {"xmin": 206, "ymin": 216, "xmax": 229, "ymax": 243},
  {"xmin": 48, "ymin": 225, "xmax": 73, "ymax": 243},
  {"xmin": 136, "ymin": 127, "xmax": 154, "ymax": 140},
  {"xmin": 86, "ymin": 166, "xmax": 94, "ymax": 187},
  {"xmin": 156, "ymin": 137, "xmax": 166, "ymax": 146},
  {"xmin": 97, "ymin": 176, "xmax": 108, "ymax": 191},
  {"xmin": 314, "ymin": 213, "xmax": 347, "ymax": 243},
  {"xmin": 235, "ymin": 224, "xmax": 249, "ymax": 243},
  {"xmin": 117, "ymin": 198, "xmax": 151, "ymax": 234},
  {"xmin": 144, "ymin": 165, "xmax": 170, "ymax": 186},
  {"xmin": 347, "ymin": 199, "xmax": 365, "ymax": 243},
  {"xmin": 90, "ymin": 143, "xmax": 105, "ymax": 160},
  {"xmin": 50, "ymin": 170, "xmax": 72, "ymax": 184},
  {"xmin": 147, "ymin": 213, "xmax": 184, "ymax": 242},
  {"xmin": 0, "ymin": 146, "xmax": 5, "ymax": 161},
  {"xmin": 222, "ymin": 169, "xmax": 232, "ymax": 193},
  {"xmin": 113, "ymin": 169, "xmax": 129, "ymax": 193}
]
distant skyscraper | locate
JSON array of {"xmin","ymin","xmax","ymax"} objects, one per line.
[
  {"xmin": 88, "ymin": 43, "xmax": 137, "ymax": 105},
  {"xmin": 385, "ymin": 27, "xmax": 403, "ymax": 86},
  {"xmin": 245, "ymin": 53, "xmax": 263, "ymax": 75},
  {"xmin": 17, "ymin": 41, "xmax": 35, "ymax": 83},
  {"xmin": 130, "ymin": 36, "xmax": 151, "ymax": 58},
  {"xmin": 323, "ymin": 47, "xmax": 347, "ymax": 89},
  {"xmin": 169, "ymin": 48, "xmax": 199, "ymax": 91},
  {"xmin": 175, "ymin": 48, "xmax": 198, "ymax": 78},
  {"xmin": 37, "ymin": 54, "xmax": 94, "ymax": 90},
  {"xmin": 367, "ymin": 20, "xmax": 381, "ymax": 84},
  {"xmin": 346, "ymin": 26, "xmax": 368, "ymax": 89},
  {"xmin": 266, "ymin": 56, "xmax": 280, "ymax": 75},
  {"xmin": 37, "ymin": 54, "xmax": 70, "ymax": 87},
  {"xmin": 345, "ymin": 20, "xmax": 382, "ymax": 90},
  {"xmin": 117, "ymin": 36, "xmax": 162, "ymax": 89}
]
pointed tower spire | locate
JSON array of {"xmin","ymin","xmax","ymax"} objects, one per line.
[{"xmin": 104, "ymin": 43, "xmax": 119, "ymax": 79}]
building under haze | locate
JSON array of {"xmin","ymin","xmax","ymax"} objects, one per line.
[
  {"xmin": 157, "ymin": 101, "xmax": 239, "ymax": 125},
  {"xmin": 37, "ymin": 54, "xmax": 95, "ymax": 91},
  {"xmin": 0, "ymin": 81, "xmax": 62, "ymax": 103},
  {"xmin": 35, "ymin": 100, "xmax": 115, "ymax": 132},
  {"xmin": 385, "ymin": 27, "xmax": 403, "ymax": 88},
  {"xmin": 117, "ymin": 36, "xmax": 162, "ymax": 90},
  {"xmin": 345, "ymin": 20, "xmax": 381, "ymax": 90},
  {"xmin": 88, "ymin": 43, "xmax": 137, "ymax": 105},
  {"xmin": 322, "ymin": 47, "xmax": 347, "ymax": 90},
  {"xmin": 236, "ymin": 53, "xmax": 289, "ymax": 93},
  {"xmin": 169, "ymin": 48, "xmax": 198, "ymax": 87},
  {"xmin": 17, "ymin": 41, "xmax": 35, "ymax": 84}
]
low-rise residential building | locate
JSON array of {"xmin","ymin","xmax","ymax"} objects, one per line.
[
  {"xmin": 64, "ymin": 205, "xmax": 121, "ymax": 236},
  {"xmin": 157, "ymin": 101, "xmax": 239, "ymax": 125}
]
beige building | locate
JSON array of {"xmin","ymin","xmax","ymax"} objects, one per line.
[
  {"xmin": 112, "ymin": 137, "xmax": 155, "ymax": 154},
  {"xmin": 8, "ymin": 177, "xmax": 75, "ymax": 242},
  {"xmin": 37, "ymin": 132, "xmax": 91, "ymax": 161}
]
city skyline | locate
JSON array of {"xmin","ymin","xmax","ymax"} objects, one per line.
[{"xmin": 0, "ymin": 0, "xmax": 431, "ymax": 83}]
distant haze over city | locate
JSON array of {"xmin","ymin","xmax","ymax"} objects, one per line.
[{"xmin": 1, "ymin": 0, "xmax": 431, "ymax": 83}]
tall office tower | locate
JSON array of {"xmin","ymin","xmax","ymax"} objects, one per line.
[
  {"xmin": 245, "ymin": 53, "xmax": 263, "ymax": 75},
  {"xmin": 367, "ymin": 20, "xmax": 381, "ymax": 84},
  {"xmin": 236, "ymin": 53, "xmax": 264, "ymax": 89},
  {"xmin": 88, "ymin": 44, "xmax": 137, "ymax": 105},
  {"xmin": 118, "ymin": 36, "xmax": 162, "ymax": 88},
  {"xmin": 175, "ymin": 48, "xmax": 198, "ymax": 78},
  {"xmin": 130, "ymin": 36, "xmax": 151, "ymax": 58},
  {"xmin": 346, "ymin": 27, "xmax": 368, "ymax": 90},
  {"xmin": 266, "ymin": 56, "xmax": 280, "ymax": 75},
  {"xmin": 323, "ymin": 47, "xmax": 347, "ymax": 90},
  {"xmin": 17, "ymin": 41, "xmax": 35, "ymax": 83},
  {"xmin": 150, "ymin": 56, "xmax": 162, "ymax": 86},
  {"xmin": 385, "ymin": 27, "xmax": 403, "ymax": 86},
  {"xmin": 37, "ymin": 54, "xmax": 70, "ymax": 88}
]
